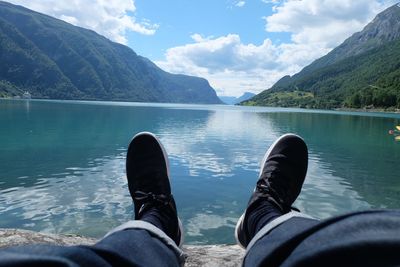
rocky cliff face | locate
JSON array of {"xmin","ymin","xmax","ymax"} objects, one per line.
[
  {"xmin": 341, "ymin": 4, "xmax": 400, "ymax": 54},
  {"xmin": 298, "ymin": 3, "xmax": 400, "ymax": 77}
]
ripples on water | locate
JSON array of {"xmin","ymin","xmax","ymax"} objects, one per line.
[{"xmin": 0, "ymin": 99, "xmax": 399, "ymax": 244}]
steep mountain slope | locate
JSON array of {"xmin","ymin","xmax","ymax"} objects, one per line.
[
  {"xmin": 244, "ymin": 4, "xmax": 400, "ymax": 109},
  {"xmin": 0, "ymin": 1, "xmax": 221, "ymax": 104}
]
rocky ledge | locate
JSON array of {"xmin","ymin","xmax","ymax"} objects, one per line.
[{"xmin": 0, "ymin": 229, "xmax": 244, "ymax": 266}]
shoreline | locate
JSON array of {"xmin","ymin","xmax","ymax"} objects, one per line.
[
  {"xmin": 334, "ymin": 107, "xmax": 400, "ymax": 114},
  {"xmin": 2, "ymin": 97, "xmax": 400, "ymax": 114}
]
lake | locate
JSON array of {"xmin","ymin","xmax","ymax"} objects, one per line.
[{"xmin": 0, "ymin": 99, "xmax": 399, "ymax": 245}]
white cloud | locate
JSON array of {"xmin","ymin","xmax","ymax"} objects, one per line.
[
  {"xmin": 158, "ymin": 0, "xmax": 397, "ymax": 96},
  {"xmin": 261, "ymin": 0, "xmax": 280, "ymax": 4},
  {"xmin": 6, "ymin": 0, "xmax": 158, "ymax": 44},
  {"xmin": 236, "ymin": 1, "xmax": 246, "ymax": 7},
  {"xmin": 156, "ymin": 34, "xmax": 331, "ymax": 96},
  {"xmin": 265, "ymin": 0, "xmax": 396, "ymax": 47},
  {"xmin": 156, "ymin": 34, "xmax": 284, "ymax": 96},
  {"xmin": 228, "ymin": 0, "xmax": 246, "ymax": 8}
]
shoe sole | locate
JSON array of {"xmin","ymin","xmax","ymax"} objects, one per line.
[
  {"xmin": 234, "ymin": 133, "xmax": 304, "ymax": 248},
  {"xmin": 129, "ymin": 132, "xmax": 184, "ymax": 247}
]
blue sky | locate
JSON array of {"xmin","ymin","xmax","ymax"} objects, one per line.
[
  {"xmin": 6, "ymin": 0, "xmax": 398, "ymax": 96},
  {"xmin": 128, "ymin": 0, "xmax": 291, "ymax": 59}
]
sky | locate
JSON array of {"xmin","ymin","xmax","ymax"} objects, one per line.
[{"xmin": 6, "ymin": 0, "xmax": 398, "ymax": 97}]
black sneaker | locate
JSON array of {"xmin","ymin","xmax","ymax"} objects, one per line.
[
  {"xmin": 235, "ymin": 134, "xmax": 308, "ymax": 248},
  {"xmin": 126, "ymin": 132, "xmax": 183, "ymax": 246}
]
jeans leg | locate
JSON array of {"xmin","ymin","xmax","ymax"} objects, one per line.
[
  {"xmin": 244, "ymin": 210, "xmax": 400, "ymax": 267},
  {"xmin": 0, "ymin": 221, "xmax": 183, "ymax": 267},
  {"xmin": 244, "ymin": 212, "xmax": 319, "ymax": 267},
  {"xmin": 92, "ymin": 227, "xmax": 181, "ymax": 266},
  {"xmin": 0, "ymin": 244, "xmax": 110, "ymax": 267}
]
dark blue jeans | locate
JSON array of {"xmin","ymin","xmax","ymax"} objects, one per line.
[
  {"xmin": 0, "ymin": 229, "xmax": 180, "ymax": 266},
  {"xmin": 0, "ymin": 220, "xmax": 184, "ymax": 267},
  {"xmin": 244, "ymin": 210, "xmax": 400, "ymax": 267},
  {"xmin": 1, "ymin": 210, "xmax": 400, "ymax": 266}
]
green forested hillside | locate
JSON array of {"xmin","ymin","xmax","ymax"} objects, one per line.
[
  {"xmin": 243, "ymin": 4, "xmax": 400, "ymax": 109},
  {"xmin": 0, "ymin": 1, "xmax": 221, "ymax": 104}
]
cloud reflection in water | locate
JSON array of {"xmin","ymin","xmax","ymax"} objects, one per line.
[{"xmin": 2, "ymin": 101, "xmax": 393, "ymax": 244}]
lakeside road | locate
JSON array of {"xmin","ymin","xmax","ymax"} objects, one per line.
[{"xmin": 0, "ymin": 229, "xmax": 244, "ymax": 267}]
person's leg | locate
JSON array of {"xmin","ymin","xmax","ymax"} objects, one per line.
[
  {"xmin": 92, "ymin": 131, "xmax": 185, "ymax": 265},
  {"xmin": 124, "ymin": 131, "xmax": 184, "ymax": 248},
  {"xmin": 0, "ymin": 228, "xmax": 181, "ymax": 267},
  {"xmin": 245, "ymin": 210, "xmax": 400, "ymax": 267},
  {"xmin": 235, "ymin": 134, "xmax": 318, "ymax": 265},
  {"xmin": 236, "ymin": 134, "xmax": 400, "ymax": 267},
  {"xmin": 93, "ymin": 226, "xmax": 183, "ymax": 266},
  {"xmin": 0, "ymin": 132, "xmax": 185, "ymax": 266},
  {"xmin": 243, "ymin": 216, "xmax": 319, "ymax": 267}
]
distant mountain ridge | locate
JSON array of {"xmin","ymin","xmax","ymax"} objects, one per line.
[
  {"xmin": 0, "ymin": 1, "xmax": 222, "ymax": 104},
  {"xmin": 219, "ymin": 92, "xmax": 255, "ymax": 105},
  {"xmin": 244, "ymin": 4, "xmax": 400, "ymax": 109}
]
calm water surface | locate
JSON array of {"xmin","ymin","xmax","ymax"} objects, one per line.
[{"xmin": 0, "ymin": 99, "xmax": 399, "ymax": 244}]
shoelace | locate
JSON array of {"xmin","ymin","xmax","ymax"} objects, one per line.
[
  {"xmin": 258, "ymin": 169, "xmax": 287, "ymax": 199},
  {"xmin": 133, "ymin": 191, "xmax": 172, "ymax": 206},
  {"xmin": 256, "ymin": 154, "xmax": 294, "ymax": 211}
]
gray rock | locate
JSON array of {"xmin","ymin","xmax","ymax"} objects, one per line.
[
  {"xmin": 0, "ymin": 228, "xmax": 96, "ymax": 247},
  {"xmin": 184, "ymin": 245, "xmax": 244, "ymax": 267},
  {"xmin": 0, "ymin": 229, "xmax": 245, "ymax": 266}
]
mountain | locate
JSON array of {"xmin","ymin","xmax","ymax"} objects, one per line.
[
  {"xmin": 0, "ymin": 1, "xmax": 222, "ymax": 104},
  {"xmin": 219, "ymin": 96, "xmax": 237, "ymax": 105},
  {"xmin": 243, "ymin": 4, "xmax": 400, "ymax": 109},
  {"xmin": 236, "ymin": 92, "xmax": 256, "ymax": 103},
  {"xmin": 219, "ymin": 92, "xmax": 255, "ymax": 105}
]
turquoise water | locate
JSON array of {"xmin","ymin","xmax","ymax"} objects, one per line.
[{"xmin": 0, "ymin": 99, "xmax": 399, "ymax": 245}]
